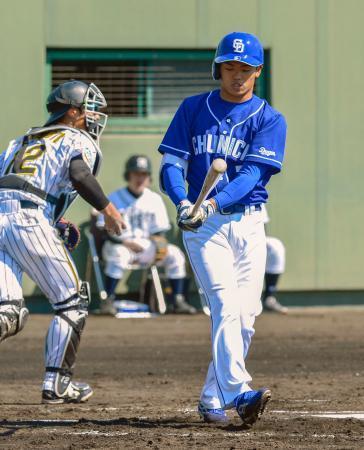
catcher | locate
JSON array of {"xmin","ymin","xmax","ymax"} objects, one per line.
[
  {"xmin": 0, "ymin": 80, "xmax": 125, "ymax": 404},
  {"xmin": 96, "ymin": 155, "xmax": 196, "ymax": 314}
]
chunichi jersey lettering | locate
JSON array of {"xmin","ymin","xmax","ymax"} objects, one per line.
[
  {"xmin": 159, "ymin": 90, "xmax": 287, "ymax": 205},
  {"xmin": 0, "ymin": 126, "xmax": 102, "ymax": 222},
  {"xmin": 97, "ymin": 187, "xmax": 171, "ymax": 241}
]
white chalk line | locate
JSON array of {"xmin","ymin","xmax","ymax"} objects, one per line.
[
  {"xmin": 313, "ymin": 413, "xmax": 364, "ymax": 419},
  {"xmin": 53, "ymin": 430, "xmax": 364, "ymax": 439},
  {"xmin": 291, "ymin": 399, "xmax": 330, "ymax": 403},
  {"xmin": 10, "ymin": 410, "xmax": 364, "ymax": 424},
  {"xmin": 7, "ymin": 416, "xmax": 362, "ymax": 440},
  {"xmin": 272, "ymin": 410, "xmax": 364, "ymax": 419},
  {"xmin": 178, "ymin": 408, "xmax": 364, "ymax": 420},
  {"xmin": 71, "ymin": 431, "xmax": 129, "ymax": 436}
]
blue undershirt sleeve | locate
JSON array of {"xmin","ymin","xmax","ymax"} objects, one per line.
[
  {"xmin": 213, "ymin": 162, "xmax": 270, "ymax": 210},
  {"xmin": 161, "ymin": 163, "xmax": 187, "ymax": 206}
]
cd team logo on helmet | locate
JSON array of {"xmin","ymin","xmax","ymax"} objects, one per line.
[
  {"xmin": 45, "ymin": 80, "xmax": 108, "ymax": 141},
  {"xmin": 232, "ymin": 39, "xmax": 245, "ymax": 53},
  {"xmin": 212, "ymin": 32, "xmax": 264, "ymax": 80}
]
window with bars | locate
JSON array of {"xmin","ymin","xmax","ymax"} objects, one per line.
[{"xmin": 48, "ymin": 50, "xmax": 270, "ymax": 134}]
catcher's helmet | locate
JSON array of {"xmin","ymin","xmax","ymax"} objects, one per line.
[
  {"xmin": 212, "ymin": 32, "xmax": 264, "ymax": 80},
  {"xmin": 124, "ymin": 155, "xmax": 152, "ymax": 180},
  {"xmin": 45, "ymin": 80, "xmax": 108, "ymax": 141}
]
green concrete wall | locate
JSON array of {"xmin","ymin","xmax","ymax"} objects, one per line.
[
  {"xmin": 0, "ymin": 0, "xmax": 45, "ymax": 147},
  {"xmin": 0, "ymin": 0, "xmax": 363, "ymax": 296}
]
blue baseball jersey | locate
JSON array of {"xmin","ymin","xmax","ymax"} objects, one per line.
[{"xmin": 159, "ymin": 89, "xmax": 287, "ymax": 205}]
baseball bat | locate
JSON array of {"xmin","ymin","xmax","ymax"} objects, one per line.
[
  {"xmin": 191, "ymin": 158, "xmax": 227, "ymax": 216},
  {"xmin": 150, "ymin": 264, "xmax": 167, "ymax": 315},
  {"xmin": 85, "ymin": 229, "xmax": 108, "ymax": 301}
]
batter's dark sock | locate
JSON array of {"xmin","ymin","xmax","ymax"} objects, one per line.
[
  {"xmin": 263, "ymin": 273, "xmax": 280, "ymax": 300},
  {"xmin": 169, "ymin": 278, "xmax": 185, "ymax": 296},
  {"xmin": 104, "ymin": 276, "xmax": 119, "ymax": 297}
]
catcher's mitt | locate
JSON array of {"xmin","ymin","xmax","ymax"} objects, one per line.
[
  {"xmin": 150, "ymin": 235, "xmax": 168, "ymax": 262},
  {"xmin": 55, "ymin": 218, "xmax": 81, "ymax": 252}
]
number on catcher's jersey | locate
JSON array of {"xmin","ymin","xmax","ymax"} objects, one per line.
[
  {"xmin": 6, "ymin": 143, "xmax": 45, "ymax": 176},
  {"xmin": 0, "ymin": 129, "xmax": 100, "ymax": 207},
  {"xmin": 4, "ymin": 132, "xmax": 66, "ymax": 177}
]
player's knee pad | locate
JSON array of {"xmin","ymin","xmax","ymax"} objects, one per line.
[
  {"xmin": 164, "ymin": 245, "xmax": 186, "ymax": 278},
  {"xmin": 0, "ymin": 299, "xmax": 29, "ymax": 343},
  {"xmin": 266, "ymin": 237, "xmax": 286, "ymax": 273},
  {"xmin": 45, "ymin": 283, "xmax": 89, "ymax": 374}
]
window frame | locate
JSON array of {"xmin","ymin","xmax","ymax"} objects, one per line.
[{"xmin": 46, "ymin": 49, "xmax": 271, "ymax": 134}]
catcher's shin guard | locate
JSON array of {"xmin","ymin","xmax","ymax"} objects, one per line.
[
  {"xmin": 44, "ymin": 283, "xmax": 90, "ymax": 394},
  {"xmin": 0, "ymin": 299, "xmax": 29, "ymax": 343},
  {"xmin": 45, "ymin": 306, "xmax": 87, "ymax": 374}
]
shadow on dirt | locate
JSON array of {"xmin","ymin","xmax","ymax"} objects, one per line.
[{"xmin": 0, "ymin": 416, "xmax": 245, "ymax": 432}]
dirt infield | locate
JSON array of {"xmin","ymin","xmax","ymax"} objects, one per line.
[{"xmin": 0, "ymin": 308, "xmax": 363, "ymax": 449}]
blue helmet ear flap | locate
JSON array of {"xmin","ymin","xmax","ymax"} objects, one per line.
[{"xmin": 212, "ymin": 62, "xmax": 221, "ymax": 80}]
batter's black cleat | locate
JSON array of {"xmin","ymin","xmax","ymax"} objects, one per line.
[
  {"xmin": 234, "ymin": 388, "xmax": 271, "ymax": 427},
  {"xmin": 42, "ymin": 381, "xmax": 93, "ymax": 404}
]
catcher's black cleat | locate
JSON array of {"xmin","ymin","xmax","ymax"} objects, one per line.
[
  {"xmin": 42, "ymin": 381, "xmax": 93, "ymax": 404},
  {"xmin": 235, "ymin": 388, "xmax": 271, "ymax": 427}
]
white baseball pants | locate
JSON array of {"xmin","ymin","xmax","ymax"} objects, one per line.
[
  {"xmin": 266, "ymin": 236, "xmax": 285, "ymax": 274},
  {"xmin": 183, "ymin": 210, "xmax": 266, "ymax": 409},
  {"xmin": 0, "ymin": 197, "xmax": 80, "ymax": 306},
  {"xmin": 102, "ymin": 238, "xmax": 186, "ymax": 279}
]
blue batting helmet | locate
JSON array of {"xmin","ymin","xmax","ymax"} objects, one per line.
[{"xmin": 212, "ymin": 32, "xmax": 264, "ymax": 80}]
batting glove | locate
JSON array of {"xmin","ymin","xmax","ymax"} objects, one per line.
[
  {"xmin": 177, "ymin": 200, "xmax": 216, "ymax": 232},
  {"xmin": 176, "ymin": 200, "xmax": 194, "ymax": 231}
]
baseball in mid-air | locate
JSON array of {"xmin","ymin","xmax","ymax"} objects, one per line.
[{"xmin": 211, "ymin": 158, "xmax": 227, "ymax": 174}]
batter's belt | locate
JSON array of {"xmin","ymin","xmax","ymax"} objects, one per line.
[{"xmin": 220, "ymin": 204, "xmax": 262, "ymax": 215}]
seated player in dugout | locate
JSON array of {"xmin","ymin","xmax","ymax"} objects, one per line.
[
  {"xmin": 261, "ymin": 204, "xmax": 288, "ymax": 314},
  {"xmin": 96, "ymin": 155, "xmax": 197, "ymax": 314}
]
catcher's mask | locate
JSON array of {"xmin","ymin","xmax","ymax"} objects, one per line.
[{"xmin": 45, "ymin": 80, "xmax": 108, "ymax": 141}]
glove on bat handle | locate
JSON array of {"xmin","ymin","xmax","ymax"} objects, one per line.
[{"xmin": 190, "ymin": 158, "xmax": 227, "ymax": 216}]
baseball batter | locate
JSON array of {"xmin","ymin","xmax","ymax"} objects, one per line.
[
  {"xmin": 159, "ymin": 32, "xmax": 287, "ymax": 426},
  {"xmin": 96, "ymin": 155, "xmax": 196, "ymax": 314},
  {"xmin": 0, "ymin": 80, "xmax": 125, "ymax": 403}
]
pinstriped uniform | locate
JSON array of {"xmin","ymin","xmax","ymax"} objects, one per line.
[
  {"xmin": 0, "ymin": 198, "xmax": 80, "ymax": 307},
  {"xmin": 0, "ymin": 129, "xmax": 100, "ymax": 307}
]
